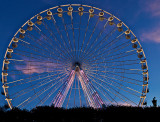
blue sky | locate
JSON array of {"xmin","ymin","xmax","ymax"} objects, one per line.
[{"xmin": 0, "ymin": 0, "xmax": 160, "ymax": 107}]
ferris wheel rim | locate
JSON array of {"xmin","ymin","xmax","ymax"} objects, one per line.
[{"xmin": 1, "ymin": 4, "xmax": 149, "ymax": 109}]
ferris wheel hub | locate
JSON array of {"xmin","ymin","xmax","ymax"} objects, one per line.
[{"xmin": 73, "ymin": 62, "xmax": 81, "ymax": 71}]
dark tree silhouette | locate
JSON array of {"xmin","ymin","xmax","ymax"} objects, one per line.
[{"xmin": 0, "ymin": 105, "xmax": 160, "ymax": 122}]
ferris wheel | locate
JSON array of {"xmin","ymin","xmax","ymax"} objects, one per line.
[{"xmin": 1, "ymin": 4, "xmax": 149, "ymax": 109}]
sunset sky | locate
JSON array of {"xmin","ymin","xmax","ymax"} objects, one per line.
[{"xmin": 0, "ymin": 0, "xmax": 160, "ymax": 107}]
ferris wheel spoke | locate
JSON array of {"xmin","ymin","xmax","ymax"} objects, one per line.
[
  {"xmin": 74, "ymin": 76, "xmax": 76, "ymax": 107},
  {"xmin": 87, "ymin": 71, "xmax": 142, "ymax": 95},
  {"xmin": 91, "ymin": 62, "xmax": 140, "ymax": 68},
  {"xmin": 13, "ymin": 50, "xmax": 66, "ymax": 64},
  {"xmin": 9, "ymin": 65, "xmax": 70, "ymax": 74},
  {"xmin": 24, "ymin": 32, "xmax": 54, "ymax": 53},
  {"xmin": 86, "ymin": 68, "xmax": 143, "ymax": 83},
  {"xmin": 7, "ymin": 69, "xmax": 67, "ymax": 87},
  {"xmin": 82, "ymin": 19, "xmax": 100, "ymax": 56},
  {"xmin": 77, "ymin": 72, "xmax": 90, "ymax": 108},
  {"xmin": 11, "ymin": 72, "xmax": 67, "ymax": 99},
  {"xmin": 87, "ymin": 72, "xmax": 141, "ymax": 98},
  {"xmin": 13, "ymin": 47, "xmax": 67, "ymax": 63},
  {"xmin": 7, "ymin": 68, "xmax": 65, "ymax": 76},
  {"xmin": 86, "ymin": 67, "xmax": 142, "ymax": 77},
  {"xmin": 35, "ymin": 74, "xmax": 69, "ymax": 107},
  {"xmin": 84, "ymin": 50, "xmax": 137, "ymax": 64},
  {"xmin": 61, "ymin": 16, "xmax": 73, "ymax": 52},
  {"xmin": 70, "ymin": 12, "xmax": 76, "ymax": 59},
  {"xmin": 16, "ymin": 38, "xmax": 31, "ymax": 45},
  {"xmin": 82, "ymin": 32, "xmax": 126, "ymax": 62},
  {"xmin": 82, "ymin": 30, "xmax": 125, "ymax": 61},
  {"xmin": 10, "ymin": 72, "xmax": 67, "ymax": 100},
  {"xmin": 80, "ymin": 71, "xmax": 113, "ymax": 105},
  {"xmin": 17, "ymin": 40, "xmax": 67, "ymax": 62},
  {"xmin": 50, "ymin": 15, "xmax": 73, "ymax": 57},
  {"xmin": 12, "ymin": 74, "xmax": 67, "ymax": 108},
  {"xmin": 84, "ymin": 64, "xmax": 145, "ymax": 72},
  {"xmin": 10, "ymin": 63, "xmax": 70, "ymax": 69},
  {"xmin": 85, "ymin": 54, "xmax": 140, "ymax": 68},
  {"xmin": 84, "ymin": 26, "xmax": 117, "ymax": 59},
  {"xmin": 9, "ymin": 59, "xmax": 71, "ymax": 69},
  {"xmin": 33, "ymin": 22, "xmax": 71, "ymax": 60},
  {"xmin": 87, "ymin": 73, "xmax": 138, "ymax": 105},
  {"xmin": 65, "ymin": 78, "xmax": 74, "ymax": 108},
  {"xmin": 87, "ymin": 58, "xmax": 140, "ymax": 65},
  {"xmin": 79, "ymin": 15, "xmax": 91, "ymax": 59},
  {"xmin": 81, "ymin": 26, "xmax": 121, "ymax": 59},
  {"xmin": 44, "ymin": 15, "xmax": 72, "ymax": 58},
  {"xmin": 77, "ymin": 71, "xmax": 94, "ymax": 107},
  {"xmin": 77, "ymin": 77, "xmax": 82, "ymax": 107},
  {"xmin": 53, "ymin": 70, "xmax": 76, "ymax": 107},
  {"xmin": 86, "ymin": 74, "xmax": 130, "ymax": 105},
  {"xmin": 83, "ymin": 20, "xmax": 109, "ymax": 58},
  {"xmin": 78, "ymin": 70, "xmax": 104, "ymax": 108},
  {"xmin": 86, "ymin": 39, "xmax": 132, "ymax": 62},
  {"xmin": 77, "ymin": 14, "xmax": 82, "ymax": 60},
  {"xmin": 86, "ymin": 75, "xmax": 118, "ymax": 104},
  {"xmin": 26, "ymin": 30, "xmax": 64, "ymax": 57},
  {"xmin": 84, "ymin": 66, "xmax": 143, "ymax": 77},
  {"xmin": 25, "ymin": 33, "xmax": 68, "ymax": 62},
  {"xmin": 7, "ymin": 60, "xmax": 69, "ymax": 73},
  {"xmin": 6, "ymin": 66, "xmax": 67, "ymax": 76},
  {"xmin": 93, "ymin": 41, "xmax": 133, "ymax": 61},
  {"xmin": 18, "ymin": 74, "xmax": 67, "ymax": 109},
  {"xmin": 34, "ymin": 20, "xmax": 66, "ymax": 53},
  {"xmin": 34, "ymin": 26, "xmax": 59, "ymax": 52}
]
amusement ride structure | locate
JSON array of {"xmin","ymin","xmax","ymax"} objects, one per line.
[{"xmin": 1, "ymin": 4, "xmax": 149, "ymax": 109}]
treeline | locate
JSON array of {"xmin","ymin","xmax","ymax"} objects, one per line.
[{"xmin": 0, "ymin": 105, "xmax": 160, "ymax": 122}]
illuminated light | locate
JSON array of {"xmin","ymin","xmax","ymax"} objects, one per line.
[
  {"xmin": 68, "ymin": 6, "xmax": 73, "ymax": 11},
  {"xmin": 20, "ymin": 29, "xmax": 26, "ymax": 34},
  {"xmin": 137, "ymin": 48, "xmax": 143, "ymax": 53},
  {"xmin": 47, "ymin": 11, "xmax": 52, "ymax": 15},
  {"xmin": 140, "ymin": 59, "xmax": 146, "ymax": 63},
  {"xmin": 4, "ymin": 60, "xmax": 10, "ymax": 64},
  {"xmin": 142, "ymin": 83, "xmax": 148, "ymax": 87},
  {"xmin": 77, "ymin": 70, "xmax": 104, "ymax": 108},
  {"xmin": 125, "ymin": 30, "xmax": 130, "ymax": 35},
  {"xmin": 131, "ymin": 38, "xmax": 138, "ymax": 43},
  {"xmin": 140, "ymin": 95, "xmax": 146, "ymax": 99},
  {"xmin": 2, "ymin": 85, "xmax": 9, "ymax": 89},
  {"xmin": 7, "ymin": 48, "xmax": 13, "ymax": 53},
  {"xmin": 5, "ymin": 98, "xmax": 12, "ymax": 101},
  {"xmin": 53, "ymin": 70, "xmax": 75, "ymax": 107},
  {"xmin": 37, "ymin": 15, "xmax": 43, "ymax": 20},
  {"xmin": 12, "ymin": 38, "xmax": 19, "ymax": 43},
  {"xmin": 2, "ymin": 72, "xmax": 8, "ymax": 76},
  {"xmin": 28, "ymin": 21, "xmax": 34, "ymax": 26}
]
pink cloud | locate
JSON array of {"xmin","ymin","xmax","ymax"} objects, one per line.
[
  {"xmin": 15, "ymin": 63, "xmax": 45, "ymax": 74},
  {"xmin": 14, "ymin": 58, "xmax": 66, "ymax": 75},
  {"xmin": 143, "ymin": 0, "xmax": 160, "ymax": 17},
  {"xmin": 140, "ymin": 27, "xmax": 160, "ymax": 43}
]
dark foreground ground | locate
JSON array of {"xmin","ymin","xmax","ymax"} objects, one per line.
[{"xmin": 0, "ymin": 105, "xmax": 159, "ymax": 122}]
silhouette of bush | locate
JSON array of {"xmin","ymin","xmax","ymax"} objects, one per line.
[{"xmin": 0, "ymin": 105, "xmax": 160, "ymax": 121}]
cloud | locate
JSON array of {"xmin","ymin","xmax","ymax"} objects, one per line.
[
  {"xmin": 14, "ymin": 57, "xmax": 68, "ymax": 75},
  {"xmin": 140, "ymin": 27, "xmax": 160, "ymax": 43},
  {"xmin": 137, "ymin": 0, "xmax": 160, "ymax": 43},
  {"xmin": 142, "ymin": 0, "xmax": 160, "ymax": 17},
  {"xmin": 15, "ymin": 62, "xmax": 45, "ymax": 74}
]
